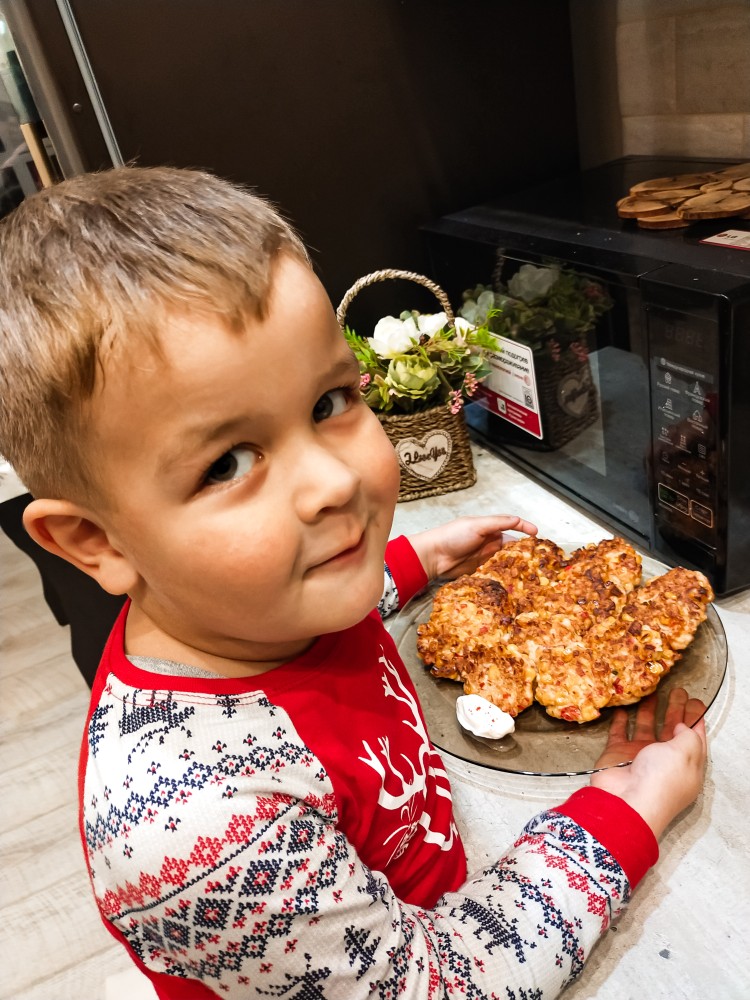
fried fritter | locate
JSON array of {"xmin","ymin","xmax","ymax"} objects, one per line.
[
  {"xmin": 475, "ymin": 537, "xmax": 565, "ymax": 611},
  {"xmin": 590, "ymin": 614, "xmax": 677, "ymax": 706},
  {"xmin": 626, "ymin": 566, "xmax": 714, "ymax": 650},
  {"xmin": 588, "ymin": 567, "xmax": 713, "ymax": 707},
  {"xmin": 533, "ymin": 636, "xmax": 614, "ymax": 723},
  {"xmin": 416, "ymin": 575, "xmax": 515, "ymax": 681},
  {"xmin": 416, "ymin": 574, "xmax": 534, "ymax": 716},
  {"xmin": 538, "ymin": 538, "xmax": 641, "ymax": 627},
  {"xmin": 461, "ymin": 638, "xmax": 537, "ymax": 718},
  {"xmin": 517, "ymin": 612, "xmax": 608, "ymax": 722},
  {"xmin": 562, "ymin": 537, "xmax": 643, "ymax": 596},
  {"xmin": 519, "ymin": 573, "xmax": 622, "ymax": 632},
  {"xmin": 415, "ymin": 536, "xmax": 712, "ymax": 724}
]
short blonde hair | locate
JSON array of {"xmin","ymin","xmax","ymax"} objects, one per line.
[{"xmin": 0, "ymin": 165, "xmax": 308, "ymax": 503}]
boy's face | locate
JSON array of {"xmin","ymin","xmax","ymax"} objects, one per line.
[{"xmin": 89, "ymin": 255, "xmax": 400, "ymax": 667}]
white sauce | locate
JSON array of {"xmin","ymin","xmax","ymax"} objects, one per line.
[{"xmin": 456, "ymin": 694, "xmax": 515, "ymax": 740}]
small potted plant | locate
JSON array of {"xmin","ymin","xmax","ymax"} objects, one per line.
[
  {"xmin": 337, "ymin": 269, "xmax": 500, "ymax": 501},
  {"xmin": 460, "ymin": 262, "xmax": 613, "ymax": 449}
]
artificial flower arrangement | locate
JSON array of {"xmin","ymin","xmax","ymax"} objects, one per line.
[
  {"xmin": 343, "ymin": 309, "xmax": 500, "ymax": 415},
  {"xmin": 459, "ymin": 262, "xmax": 613, "ymax": 362}
]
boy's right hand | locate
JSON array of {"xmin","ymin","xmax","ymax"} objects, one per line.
[{"xmin": 590, "ymin": 688, "xmax": 708, "ymax": 841}]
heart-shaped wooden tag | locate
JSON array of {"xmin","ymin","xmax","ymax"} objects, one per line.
[
  {"xmin": 395, "ymin": 431, "xmax": 453, "ymax": 481},
  {"xmin": 557, "ymin": 370, "xmax": 592, "ymax": 417}
]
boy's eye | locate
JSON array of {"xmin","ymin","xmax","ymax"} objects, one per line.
[
  {"xmin": 205, "ymin": 445, "xmax": 257, "ymax": 485},
  {"xmin": 313, "ymin": 388, "xmax": 351, "ymax": 423}
]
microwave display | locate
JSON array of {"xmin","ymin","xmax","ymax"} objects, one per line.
[{"xmin": 648, "ymin": 310, "xmax": 718, "ymax": 549}]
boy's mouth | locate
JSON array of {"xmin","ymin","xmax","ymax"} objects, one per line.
[{"xmin": 311, "ymin": 531, "xmax": 366, "ymax": 570}]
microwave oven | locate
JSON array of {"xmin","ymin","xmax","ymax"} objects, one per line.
[{"xmin": 422, "ymin": 157, "xmax": 750, "ymax": 596}]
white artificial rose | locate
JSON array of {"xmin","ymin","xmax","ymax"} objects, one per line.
[
  {"xmin": 453, "ymin": 316, "xmax": 475, "ymax": 346},
  {"xmin": 477, "ymin": 289, "xmax": 497, "ymax": 314},
  {"xmin": 459, "ymin": 290, "xmax": 502, "ymax": 327},
  {"xmin": 507, "ymin": 264, "xmax": 560, "ymax": 303},
  {"xmin": 415, "ymin": 311, "xmax": 449, "ymax": 336},
  {"xmin": 368, "ymin": 315, "xmax": 419, "ymax": 358}
]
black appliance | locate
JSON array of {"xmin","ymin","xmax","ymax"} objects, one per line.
[{"xmin": 423, "ymin": 156, "xmax": 750, "ymax": 596}]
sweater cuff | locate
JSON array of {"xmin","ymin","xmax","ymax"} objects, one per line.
[
  {"xmin": 552, "ymin": 786, "xmax": 659, "ymax": 890},
  {"xmin": 385, "ymin": 535, "xmax": 429, "ymax": 608}
]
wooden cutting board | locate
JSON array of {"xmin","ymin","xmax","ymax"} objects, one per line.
[{"xmin": 616, "ymin": 162, "xmax": 750, "ymax": 229}]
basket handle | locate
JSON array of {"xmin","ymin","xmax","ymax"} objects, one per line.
[{"xmin": 336, "ymin": 268, "xmax": 454, "ymax": 332}]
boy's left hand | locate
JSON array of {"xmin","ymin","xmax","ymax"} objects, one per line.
[{"xmin": 408, "ymin": 515, "xmax": 537, "ymax": 582}]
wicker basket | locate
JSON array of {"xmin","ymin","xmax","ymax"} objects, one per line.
[
  {"xmin": 336, "ymin": 268, "xmax": 477, "ymax": 502},
  {"xmin": 534, "ymin": 339, "xmax": 598, "ymax": 450},
  {"xmin": 488, "ymin": 253, "xmax": 601, "ymax": 450}
]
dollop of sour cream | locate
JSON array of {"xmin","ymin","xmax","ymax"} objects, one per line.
[{"xmin": 456, "ymin": 694, "xmax": 515, "ymax": 740}]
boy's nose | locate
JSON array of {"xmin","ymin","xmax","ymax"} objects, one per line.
[{"xmin": 292, "ymin": 442, "xmax": 361, "ymax": 521}]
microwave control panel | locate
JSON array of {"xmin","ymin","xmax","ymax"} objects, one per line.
[{"xmin": 647, "ymin": 309, "xmax": 718, "ymax": 547}]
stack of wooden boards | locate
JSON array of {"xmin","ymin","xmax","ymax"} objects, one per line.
[{"xmin": 616, "ymin": 161, "xmax": 750, "ymax": 229}]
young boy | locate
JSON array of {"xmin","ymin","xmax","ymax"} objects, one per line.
[{"xmin": 0, "ymin": 167, "xmax": 707, "ymax": 999}]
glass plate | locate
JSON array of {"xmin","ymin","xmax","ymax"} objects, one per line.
[{"xmin": 388, "ymin": 555, "xmax": 727, "ymax": 776}]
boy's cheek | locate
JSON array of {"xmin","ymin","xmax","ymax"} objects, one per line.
[
  {"xmin": 375, "ymin": 441, "xmax": 401, "ymax": 511},
  {"xmin": 366, "ymin": 415, "xmax": 401, "ymax": 495}
]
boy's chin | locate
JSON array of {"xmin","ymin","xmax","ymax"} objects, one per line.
[{"xmin": 323, "ymin": 579, "xmax": 385, "ymax": 634}]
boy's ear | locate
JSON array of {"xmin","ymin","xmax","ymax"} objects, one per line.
[{"xmin": 22, "ymin": 498, "xmax": 139, "ymax": 596}]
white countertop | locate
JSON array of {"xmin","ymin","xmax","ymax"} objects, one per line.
[{"xmin": 391, "ymin": 443, "xmax": 750, "ymax": 1000}]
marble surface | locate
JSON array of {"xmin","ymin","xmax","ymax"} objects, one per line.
[{"xmin": 391, "ymin": 444, "xmax": 750, "ymax": 999}]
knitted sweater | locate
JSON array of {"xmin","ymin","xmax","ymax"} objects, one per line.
[{"xmin": 79, "ymin": 536, "xmax": 657, "ymax": 998}]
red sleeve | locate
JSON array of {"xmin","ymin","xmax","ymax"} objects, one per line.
[
  {"xmin": 552, "ymin": 785, "xmax": 659, "ymax": 889},
  {"xmin": 385, "ymin": 535, "xmax": 429, "ymax": 607}
]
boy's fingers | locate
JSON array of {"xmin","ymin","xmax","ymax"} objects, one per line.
[
  {"xmin": 605, "ymin": 708, "xmax": 629, "ymax": 744},
  {"xmin": 489, "ymin": 515, "xmax": 533, "ymax": 533},
  {"xmin": 660, "ymin": 690, "xmax": 707, "ymax": 741},
  {"xmin": 695, "ymin": 717, "xmax": 708, "ymax": 755},
  {"xmin": 672, "ymin": 719, "xmax": 709, "ymax": 765},
  {"xmin": 632, "ymin": 694, "xmax": 658, "ymax": 741},
  {"xmin": 516, "ymin": 519, "xmax": 538, "ymax": 536},
  {"xmin": 680, "ymin": 716, "xmax": 708, "ymax": 754},
  {"xmin": 684, "ymin": 697, "xmax": 708, "ymax": 730},
  {"xmin": 478, "ymin": 515, "xmax": 537, "ymax": 537},
  {"xmin": 660, "ymin": 687, "xmax": 689, "ymax": 740}
]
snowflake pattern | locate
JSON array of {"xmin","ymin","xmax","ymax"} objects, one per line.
[{"xmin": 377, "ymin": 565, "xmax": 400, "ymax": 619}]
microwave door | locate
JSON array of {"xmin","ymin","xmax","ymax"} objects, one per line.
[
  {"xmin": 469, "ymin": 350, "xmax": 653, "ymax": 544},
  {"xmin": 568, "ymin": 344, "xmax": 652, "ymax": 536},
  {"xmin": 465, "ymin": 264, "xmax": 654, "ymax": 546}
]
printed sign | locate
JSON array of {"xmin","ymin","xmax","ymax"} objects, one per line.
[
  {"xmin": 475, "ymin": 337, "xmax": 543, "ymax": 439},
  {"xmin": 700, "ymin": 229, "xmax": 750, "ymax": 251}
]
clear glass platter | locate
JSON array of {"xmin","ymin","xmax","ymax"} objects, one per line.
[{"xmin": 388, "ymin": 555, "xmax": 727, "ymax": 776}]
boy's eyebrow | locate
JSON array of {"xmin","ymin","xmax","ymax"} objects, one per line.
[
  {"xmin": 327, "ymin": 354, "xmax": 361, "ymax": 380},
  {"xmin": 159, "ymin": 417, "xmax": 252, "ymax": 472}
]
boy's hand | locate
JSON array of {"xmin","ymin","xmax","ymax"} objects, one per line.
[
  {"xmin": 591, "ymin": 688, "xmax": 708, "ymax": 840},
  {"xmin": 408, "ymin": 515, "xmax": 537, "ymax": 582}
]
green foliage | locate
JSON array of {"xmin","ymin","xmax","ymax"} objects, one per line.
[
  {"xmin": 344, "ymin": 309, "xmax": 499, "ymax": 415},
  {"xmin": 460, "ymin": 264, "xmax": 613, "ymax": 354}
]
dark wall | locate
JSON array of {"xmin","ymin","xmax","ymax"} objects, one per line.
[
  {"xmin": 25, "ymin": 0, "xmax": 579, "ymax": 322},
  {"xmin": 6, "ymin": 1, "xmax": 580, "ymax": 683}
]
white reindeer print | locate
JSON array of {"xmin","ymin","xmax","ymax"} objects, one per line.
[{"xmin": 358, "ymin": 646, "xmax": 458, "ymax": 865}]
